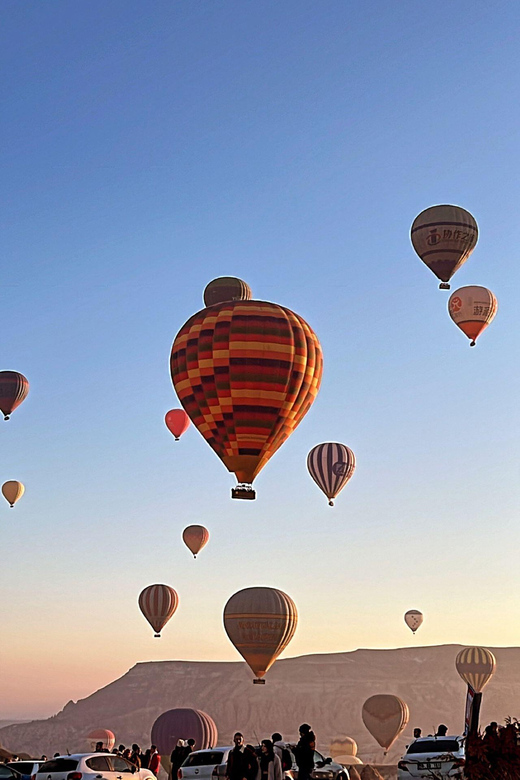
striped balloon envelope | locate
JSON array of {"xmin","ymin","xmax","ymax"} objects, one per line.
[
  {"xmin": 307, "ymin": 442, "xmax": 356, "ymax": 506},
  {"xmin": 411, "ymin": 205, "xmax": 478, "ymax": 289},
  {"xmin": 456, "ymin": 646, "xmax": 496, "ymax": 693},
  {"xmin": 223, "ymin": 586, "xmax": 298, "ymax": 683},
  {"xmin": 138, "ymin": 584, "xmax": 179, "ymax": 637},
  {"xmin": 0, "ymin": 371, "xmax": 29, "ymax": 420},
  {"xmin": 203, "ymin": 277, "xmax": 252, "ymax": 307},
  {"xmin": 182, "ymin": 525, "xmax": 210, "ymax": 558},
  {"xmin": 362, "ymin": 694, "xmax": 409, "ymax": 753},
  {"xmin": 171, "ymin": 299, "xmax": 323, "ymax": 499}
]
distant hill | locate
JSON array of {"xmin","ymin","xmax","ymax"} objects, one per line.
[{"xmin": 1, "ymin": 645, "xmax": 519, "ymax": 763}]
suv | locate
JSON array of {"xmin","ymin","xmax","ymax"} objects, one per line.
[
  {"xmin": 398, "ymin": 736, "xmax": 465, "ymax": 779},
  {"xmin": 7, "ymin": 762, "xmax": 44, "ymax": 780},
  {"xmin": 34, "ymin": 754, "xmax": 155, "ymax": 780}
]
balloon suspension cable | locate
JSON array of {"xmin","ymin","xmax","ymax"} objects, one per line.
[
  {"xmin": 470, "ymin": 340, "xmax": 476, "ymax": 347},
  {"xmin": 329, "ymin": 500, "xmax": 334, "ymax": 507}
]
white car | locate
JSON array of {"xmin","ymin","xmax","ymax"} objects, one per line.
[
  {"xmin": 34, "ymin": 754, "xmax": 155, "ymax": 780},
  {"xmin": 7, "ymin": 762, "xmax": 44, "ymax": 780},
  {"xmin": 397, "ymin": 736, "xmax": 465, "ymax": 779},
  {"xmin": 178, "ymin": 747, "xmax": 232, "ymax": 780}
]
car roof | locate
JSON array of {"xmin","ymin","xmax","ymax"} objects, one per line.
[
  {"xmin": 40, "ymin": 754, "xmax": 115, "ymax": 761},
  {"xmin": 413, "ymin": 736, "xmax": 463, "ymax": 741},
  {"xmin": 189, "ymin": 748, "xmax": 232, "ymax": 753}
]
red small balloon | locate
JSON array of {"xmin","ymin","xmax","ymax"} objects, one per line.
[{"xmin": 165, "ymin": 409, "xmax": 190, "ymax": 441}]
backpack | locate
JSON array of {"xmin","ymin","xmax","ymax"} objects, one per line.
[{"xmin": 280, "ymin": 749, "xmax": 292, "ymax": 772}]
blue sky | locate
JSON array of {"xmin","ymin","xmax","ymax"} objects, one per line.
[{"xmin": 1, "ymin": 0, "xmax": 519, "ymax": 718}]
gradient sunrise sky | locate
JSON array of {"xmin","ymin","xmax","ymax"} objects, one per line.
[{"xmin": 1, "ymin": 0, "xmax": 519, "ymax": 718}]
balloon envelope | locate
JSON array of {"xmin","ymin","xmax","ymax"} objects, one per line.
[
  {"xmin": 411, "ymin": 205, "xmax": 478, "ymax": 287},
  {"xmin": 404, "ymin": 610, "xmax": 423, "ymax": 634},
  {"xmin": 0, "ymin": 371, "xmax": 29, "ymax": 420},
  {"xmin": 171, "ymin": 300, "xmax": 323, "ymax": 493},
  {"xmin": 362, "ymin": 694, "xmax": 409, "ymax": 751},
  {"xmin": 223, "ymin": 586, "xmax": 298, "ymax": 681},
  {"xmin": 330, "ymin": 737, "xmax": 358, "ymax": 759},
  {"xmin": 448, "ymin": 286, "xmax": 497, "ymax": 346},
  {"xmin": 2, "ymin": 481, "xmax": 24, "ymax": 507},
  {"xmin": 86, "ymin": 729, "xmax": 115, "ymax": 751},
  {"xmin": 183, "ymin": 525, "xmax": 209, "ymax": 558},
  {"xmin": 203, "ymin": 277, "xmax": 252, "ymax": 307},
  {"xmin": 165, "ymin": 409, "xmax": 190, "ymax": 440},
  {"xmin": 151, "ymin": 708, "xmax": 218, "ymax": 757},
  {"xmin": 139, "ymin": 584, "xmax": 179, "ymax": 637},
  {"xmin": 307, "ymin": 443, "xmax": 355, "ymax": 506},
  {"xmin": 456, "ymin": 647, "xmax": 496, "ymax": 693}
]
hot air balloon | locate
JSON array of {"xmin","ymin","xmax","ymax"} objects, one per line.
[
  {"xmin": 182, "ymin": 525, "xmax": 209, "ymax": 558},
  {"xmin": 151, "ymin": 709, "xmax": 217, "ymax": 772},
  {"xmin": 138, "ymin": 584, "xmax": 179, "ymax": 637},
  {"xmin": 456, "ymin": 647, "xmax": 496, "ymax": 693},
  {"xmin": 223, "ymin": 586, "xmax": 298, "ymax": 683},
  {"xmin": 171, "ymin": 296, "xmax": 323, "ymax": 500},
  {"xmin": 330, "ymin": 738, "xmax": 362, "ymax": 766},
  {"xmin": 307, "ymin": 443, "xmax": 355, "ymax": 506},
  {"xmin": 448, "ymin": 286, "xmax": 497, "ymax": 346},
  {"xmin": 404, "ymin": 610, "xmax": 423, "ymax": 634},
  {"xmin": 203, "ymin": 277, "xmax": 252, "ymax": 307},
  {"xmin": 411, "ymin": 205, "xmax": 478, "ymax": 289},
  {"xmin": 0, "ymin": 371, "xmax": 29, "ymax": 420},
  {"xmin": 86, "ymin": 729, "xmax": 115, "ymax": 751},
  {"xmin": 362, "ymin": 695, "xmax": 409, "ymax": 754},
  {"xmin": 165, "ymin": 409, "xmax": 190, "ymax": 441},
  {"xmin": 2, "ymin": 481, "xmax": 24, "ymax": 508}
]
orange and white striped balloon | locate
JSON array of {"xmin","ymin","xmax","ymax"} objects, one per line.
[
  {"xmin": 139, "ymin": 584, "xmax": 179, "ymax": 637},
  {"xmin": 448, "ymin": 286, "xmax": 497, "ymax": 346},
  {"xmin": 183, "ymin": 525, "xmax": 210, "ymax": 558},
  {"xmin": 456, "ymin": 647, "xmax": 496, "ymax": 693}
]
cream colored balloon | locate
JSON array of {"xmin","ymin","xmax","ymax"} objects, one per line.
[
  {"xmin": 448, "ymin": 286, "xmax": 498, "ymax": 346},
  {"xmin": 330, "ymin": 737, "xmax": 358, "ymax": 759},
  {"xmin": 404, "ymin": 610, "xmax": 423, "ymax": 634},
  {"xmin": 333, "ymin": 756, "xmax": 363, "ymax": 766},
  {"xmin": 2, "ymin": 480, "xmax": 25, "ymax": 507},
  {"xmin": 362, "ymin": 694, "xmax": 409, "ymax": 752}
]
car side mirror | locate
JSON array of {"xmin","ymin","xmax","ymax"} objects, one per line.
[{"xmin": 324, "ymin": 758, "xmax": 332, "ymax": 765}]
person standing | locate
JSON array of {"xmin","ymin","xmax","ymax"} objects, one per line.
[
  {"xmin": 148, "ymin": 746, "xmax": 161, "ymax": 777},
  {"xmin": 293, "ymin": 724, "xmax": 315, "ymax": 780},
  {"xmin": 226, "ymin": 733, "xmax": 249, "ymax": 780},
  {"xmin": 259, "ymin": 741, "xmax": 282, "ymax": 780},
  {"xmin": 130, "ymin": 745, "xmax": 142, "ymax": 769},
  {"xmin": 170, "ymin": 740, "xmax": 189, "ymax": 780}
]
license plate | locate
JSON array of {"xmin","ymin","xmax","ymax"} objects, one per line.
[{"xmin": 418, "ymin": 762, "xmax": 442, "ymax": 770}]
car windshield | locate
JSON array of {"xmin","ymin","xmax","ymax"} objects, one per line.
[
  {"xmin": 183, "ymin": 753, "xmax": 224, "ymax": 767},
  {"xmin": 0, "ymin": 768, "xmax": 18, "ymax": 780},
  {"xmin": 38, "ymin": 760, "xmax": 79, "ymax": 773},
  {"xmin": 407, "ymin": 739, "xmax": 461, "ymax": 755}
]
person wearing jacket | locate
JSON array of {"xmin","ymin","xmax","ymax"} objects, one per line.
[
  {"xmin": 293, "ymin": 724, "xmax": 315, "ymax": 780},
  {"xmin": 148, "ymin": 746, "xmax": 161, "ymax": 777},
  {"xmin": 226, "ymin": 733, "xmax": 251, "ymax": 780},
  {"xmin": 260, "ymin": 741, "xmax": 282, "ymax": 780}
]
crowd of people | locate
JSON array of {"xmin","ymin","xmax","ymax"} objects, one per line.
[
  {"xmin": 465, "ymin": 719, "xmax": 520, "ymax": 780},
  {"xmin": 221, "ymin": 724, "xmax": 316, "ymax": 780},
  {"xmin": 93, "ymin": 741, "xmax": 161, "ymax": 776}
]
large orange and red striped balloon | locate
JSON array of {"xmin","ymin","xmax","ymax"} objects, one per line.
[
  {"xmin": 448, "ymin": 286, "xmax": 497, "ymax": 346},
  {"xmin": 411, "ymin": 205, "xmax": 478, "ymax": 289},
  {"xmin": 182, "ymin": 525, "xmax": 209, "ymax": 558},
  {"xmin": 165, "ymin": 409, "xmax": 190, "ymax": 441},
  {"xmin": 0, "ymin": 371, "xmax": 29, "ymax": 420},
  {"xmin": 456, "ymin": 647, "xmax": 496, "ymax": 693},
  {"xmin": 223, "ymin": 586, "xmax": 298, "ymax": 683},
  {"xmin": 170, "ymin": 299, "xmax": 323, "ymax": 498},
  {"xmin": 139, "ymin": 584, "xmax": 179, "ymax": 637}
]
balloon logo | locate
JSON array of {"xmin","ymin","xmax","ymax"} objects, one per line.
[
  {"xmin": 450, "ymin": 296, "xmax": 462, "ymax": 313},
  {"xmin": 139, "ymin": 584, "xmax": 179, "ymax": 637},
  {"xmin": 223, "ymin": 586, "xmax": 298, "ymax": 683},
  {"xmin": 456, "ymin": 647, "xmax": 496, "ymax": 693}
]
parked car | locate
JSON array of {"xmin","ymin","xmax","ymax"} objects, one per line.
[
  {"xmin": 0, "ymin": 766, "xmax": 22, "ymax": 780},
  {"xmin": 34, "ymin": 754, "xmax": 155, "ymax": 780},
  {"xmin": 7, "ymin": 761, "xmax": 44, "ymax": 780},
  {"xmin": 179, "ymin": 747, "xmax": 348, "ymax": 780},
  {"xmin": 398, "ymin": 736, "xmax": 465, "ymax": 779}
]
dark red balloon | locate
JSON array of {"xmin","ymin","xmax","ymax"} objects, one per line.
[
  {"xmin": 0, "ymin": 371, "xmax": 29, "ymax": 420},
  {"xmin": 165, "ymin": 409, "xmax": 190, "ymax": 441},
  {"xmin": 151, "ymin": 708, "xmax": 218, "ymax": 755}
]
